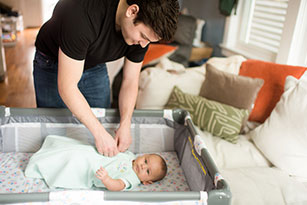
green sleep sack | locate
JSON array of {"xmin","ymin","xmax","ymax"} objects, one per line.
[{"xmin": 25, "ymin": 135, "xmax": 140, "ymax": 190}]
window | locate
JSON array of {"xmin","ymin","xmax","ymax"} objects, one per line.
[{"xmin": 221, "ymin": 0, "xmax": 307, "ymax": 66}]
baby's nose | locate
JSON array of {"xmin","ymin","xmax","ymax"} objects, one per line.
[{"xmin": 141, "ymin": 163, "xmax": 147, "ymax": 169}]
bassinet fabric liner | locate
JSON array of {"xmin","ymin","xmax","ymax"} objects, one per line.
[
  {"xmin": 0, "ymin": 152, "xmax": 189, "ymax": 193},
  {"xmin": 0, "ymin": 119, "xmax": 196, "ymax": 193}
]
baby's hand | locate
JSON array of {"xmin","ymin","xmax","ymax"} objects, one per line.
[{"xmin": 95, "ymin": 166, "xmax": 109, "ymax": 181}]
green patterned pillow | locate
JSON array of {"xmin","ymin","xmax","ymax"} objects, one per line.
[{"xmin": 165, "ymin": 86, "xmax": 249, "ymax": 143}]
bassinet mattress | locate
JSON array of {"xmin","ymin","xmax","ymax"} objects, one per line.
[{"xmin": 0, "ymin": 152, "xmax": 190, "ymax": 193}]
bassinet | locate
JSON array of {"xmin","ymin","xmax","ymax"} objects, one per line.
[{"xmin": 0, "ymin": 106, "xmax": 231, "ymax": 204}]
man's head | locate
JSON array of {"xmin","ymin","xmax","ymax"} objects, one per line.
[
  {"xmin": 132, "ymin": 154, "xmax": 167, "ymax": 185},
  {"xmin": 126, "ymin": 0, "xmax": 180, "ymax": 42},
  {"xmin": 118, "ymin": 0, "xmax": 180, "ymax": 47}
]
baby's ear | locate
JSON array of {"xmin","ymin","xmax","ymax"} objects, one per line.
[{"xmin": 142, "ymin": 180, "xmax": 153, "ymax": 185}]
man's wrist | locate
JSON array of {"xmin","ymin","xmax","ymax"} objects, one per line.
[
  {"xmin": 92, "ymin": 122, "xmax": 108, "ymax": 139},
  {"xmin": 119, "ymin": 117, "xmax": 131, "ymax": 127}
]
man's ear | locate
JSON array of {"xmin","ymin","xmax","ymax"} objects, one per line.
[
  {"xmin": 142, "ymin": 180, "xmax": 153, "ymax": 185},
  {"xmin": 126, "ymin": 4, "xmax": 139, "ymax": 18}
]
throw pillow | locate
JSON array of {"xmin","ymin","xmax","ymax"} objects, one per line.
[
  {"xmin": 168, "ymin": 14, "xmax": 197, "ymax": 67},
  {"xmin": 239, "ymin": 59, "xmax": 306, "ymax": 123},
  {"xmin": 166, "ymin": 86, "xmax": 249, "ymax": 143},
  {"xmin": 199, "ymin": 64, "xmax": 264, "ymax": 111},
  {"xmin": 142, "ymin": 44, "xmax": 177, "ymax": 66},
  {"xmin": 206, "ymin": 55, "xmax": 247, "ymax": 75},
  {"xmin": 249, "ymin": 71, "xmax": 307, "ymax": 179}
]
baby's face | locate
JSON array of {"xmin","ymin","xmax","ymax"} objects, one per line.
[{"xmin": 132, "ymin": 154, "xmax": 163, "ymax": 185}]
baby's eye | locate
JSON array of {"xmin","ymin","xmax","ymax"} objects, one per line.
[
  {"xmin": 147, "ymin": 169, "xmax": 149, "ymax": 175},
  {"xmin": 145, "ymin": 159, "xmax": 147, "ymax": 164}
]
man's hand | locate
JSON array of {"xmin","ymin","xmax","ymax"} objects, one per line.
[
  {"xmin": 115, "ymin": 124, "xmax": 132, "ymax": 152},
  {"xmin": 95, "ymin": 132, "xmax": 119, "ymax": 157}
]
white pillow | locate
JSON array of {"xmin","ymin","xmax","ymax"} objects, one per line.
[
  {"xmin": 206, "ymin": 55, "xmax": 246, "ymax": 74},
  {"xmin": 249, "ymin": 71, "xmax": 307, "ymax": 179},
  {"xmin": 136, "ymin": 58, "xmax": 205, "ymax": 109}
]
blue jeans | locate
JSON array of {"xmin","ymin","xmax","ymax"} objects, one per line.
[{"xmin": 33, "ymin": 50, "xmax": 111, "ymax": 108}]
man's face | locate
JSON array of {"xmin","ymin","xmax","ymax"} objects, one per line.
[
  {"xmin": 121, "ymin": 18, "xmax": 160, "ymax": 48},
  {"xmin": 132, "ymin": 154, "xmax": 163, "ymax": 184}
]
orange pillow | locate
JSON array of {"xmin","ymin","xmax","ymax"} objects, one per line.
[
  {"xmin": 142, "ymin": 44, "xmax": 177, "ymax": 66},
  {"xmin": 239, "ymin": 59, "xmax": 306, "ymax": 123}
]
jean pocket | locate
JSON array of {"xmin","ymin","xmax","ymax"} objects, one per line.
[{"xmin": 33, "ymin": 51, "xmax": 58, "ymax": 72}]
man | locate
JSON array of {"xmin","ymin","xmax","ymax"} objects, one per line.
[{"xmin": 33, "ymin": 0, "xmax": 179, "ymax": 157}]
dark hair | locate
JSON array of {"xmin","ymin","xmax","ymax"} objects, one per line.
[
  {"xmin": 126, "ymin": 0, "xmax": 180, "ymax": 41},
  {"xmin": 153, "ymin": 154, "xmax": 168, "ymax": 182}
]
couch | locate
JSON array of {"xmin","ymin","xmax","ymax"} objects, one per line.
[{"xmin": 135, "ymin": 55, "xmax": 307, "ymax": 205}]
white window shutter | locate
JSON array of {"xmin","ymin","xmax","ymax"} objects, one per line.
[{"xmin": 246, "ymin": 0, "xmax": 289, "ymax": 53}]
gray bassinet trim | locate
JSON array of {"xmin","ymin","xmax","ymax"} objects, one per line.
[
  {"xmin": 0, "ymin": 192, "xmax": 49, "ymax": 204},
  {"xmin": 0, "ymin": 190, "xmax": 232, "ymax": 204},
  {"xmin": 104, "ymin": 191, "xmax": 202, "ymax": 202},
  {"xmin": 0, "ymin": 107, "xmax": 185, "ymax": 124},
  {"xmin": 0, "ymin": 191, "xmax": 203, "ymax": 203}
]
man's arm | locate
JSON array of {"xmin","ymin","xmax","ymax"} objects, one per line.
[
  {"xmin": 57, "ymin": 48, "xmax": 119, "ymax": 156},
  {"xmin": 115, "ymin": 58, "xmax": 143, "ymax": 152}
]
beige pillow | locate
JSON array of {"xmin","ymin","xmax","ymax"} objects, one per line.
[
  {"xmin": 199, "ymin": 64, "xmax": 264, "ymax": 111},
  {"xmin": 136, "ymin": 58, "xmax": 205, "ymax": 109}
]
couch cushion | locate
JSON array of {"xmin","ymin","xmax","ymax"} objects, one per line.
[
  {"xmin": 221, "ymin": 167, "xmax": 307, "ymax": 205},
  {"xmin": 196, "ymin": 127, "xmax": 270, "ymax": 169},
  {"xmin": 249, "ymin": 71, "xmax": 307, "ymax": 179},
  {"xmin": 239, "ymin": 59, "xmax": 306, "ymax": 123}
]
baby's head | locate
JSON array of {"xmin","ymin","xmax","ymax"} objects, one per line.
[{"xmin": 132, "ymin": 154, "xmax": 167, "ymax": 185}]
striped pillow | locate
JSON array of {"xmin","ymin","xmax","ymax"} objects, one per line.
[{"xmin": 166, "ymin": 86, "xmax": 249, "ymax": 143}]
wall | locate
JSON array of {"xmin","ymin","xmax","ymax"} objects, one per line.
[
  {"xmin": 181, "ymin": 0, "xmax": 226, "ymax": 57},
  {"xmin": 0, "ymin": 0, "xmax": 44, "ymax": 28}
]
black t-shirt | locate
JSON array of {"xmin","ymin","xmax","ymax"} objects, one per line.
[{"xmin": 35, "ymin": 0, "xmax": 148, "ymax": 69}]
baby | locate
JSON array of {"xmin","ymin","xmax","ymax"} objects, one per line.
[
  {"xmin": 96, "ymin": 153, "xmax": 167, "ymax": 191},
  {"xmin": 25, "ymin": 135, "xmax": 167, "ymax": 191}
]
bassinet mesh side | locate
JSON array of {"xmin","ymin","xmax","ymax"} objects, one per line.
[{"xmin": 0, "ymin": 108, "xmax": 176, "ymax": 154}]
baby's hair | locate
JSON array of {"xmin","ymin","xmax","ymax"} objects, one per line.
[{"xmin": 152, "ymin": 154, "xmax": 167, "ymax": 182}]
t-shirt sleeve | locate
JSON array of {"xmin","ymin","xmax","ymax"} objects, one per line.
[
  {"xmin": 125, "ymin": 45, "xmax": 149, "ymax": 63},
  {"xmin": 120, "ymin": 178, "xmax": 132, "ymax": 190},
  {"xmin": 58, "ymin": 1, "xmax": 96, "ymax": 60}
]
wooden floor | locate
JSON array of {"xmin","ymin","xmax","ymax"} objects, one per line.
[{"xmin": 0, "ymin": 28, "xmax": 39, "ymax": 108}]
